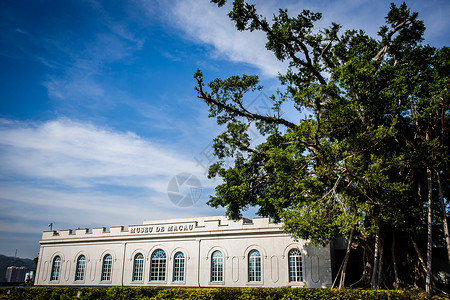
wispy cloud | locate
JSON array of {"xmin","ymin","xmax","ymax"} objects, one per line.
[
  {"xmin": 157, "ymin": 0, "xmax": 287, "ymax": 77},
  {"xmin": 0, "ymin": 118, "xmax": 222, "ymax": 238},
  {"xmin": 155, "ymin": 0, "xmax": 383, "ymax": 78},
  {"xmin": 0, "ymin": 118, "xmax": 211, "ymax": 186},
  {"xmin": 41, "ymin": 36, "xmax": 140, "ymax": 105},
  {"xmin": 156, "ymin": 0, "xmax": 447, "ymax": 79},
  {"xmin": 9, "ymin": 2, "xmax": 147, "ymax": 109}
]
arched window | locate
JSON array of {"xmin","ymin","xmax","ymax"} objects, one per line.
[
  {"xmin": 248, "ymin": 250, "xmax": 261, "ymax": 282},
  {"xmin": 150, "ymin": 249, "xmax": 166, "ymax": 281},
  {"xmin": 50, "ymin": 256, "xmax": 61, "ymax": 281},
  {"xmin": 132, "ymin": 253, "xmax": 144, "ymax": 281},
  {"xmin": 288, "ymin": 248, "xmax": 303, "ymax": 282},
  {"xmin": 101, "ymin": 254, "xmax": 112, "ymax": 281},
  {"xmin": 172, "ymin": 252, "xmax": 185, "ymax": 281},
  {"xmin": 75, "ymin": 255, "xmax": 86, "ymax": 281},
  {"xmin": 210, "ymin": 250, "xmax": 223, "ymax": 282}
]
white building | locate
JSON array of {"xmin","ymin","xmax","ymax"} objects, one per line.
[
  {"xmin": 25, "ymin": 270, "xmax": 34, "ymax": 282},
  {"xmin": 35, "ymin": 216, "xmax": 332, "ymax": 288}
]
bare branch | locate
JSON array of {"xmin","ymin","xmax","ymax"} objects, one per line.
[
  {"xmin": 195, "ymin": 75, "xmax": 298, "ymax": 129},
  {"xmin": 374, "ymin": 19, "xmax": 412, "ymax": 61}
]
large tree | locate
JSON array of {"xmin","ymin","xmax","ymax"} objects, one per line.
[{"xmin": 194, "ymin": 1, "xmax": 449, "ymax": 294}]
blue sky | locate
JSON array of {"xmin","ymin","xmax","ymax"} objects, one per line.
[{"xmin": 0, "ymin": 0, "xmax": 449, "ymax": 259}]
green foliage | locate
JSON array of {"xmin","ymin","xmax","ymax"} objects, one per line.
[
  {"xmin": 76, "ymin": 287, "xmax": 107, "ymax": 300},
  {"xmin": 154, "ymin": 287, "xmax": 241, "ymax": 300},
  {"xmin": 196, "ymin": 0, "xmax": 449, "ymax": 290},
  {"xmin": 1, "ymin": 287, "xmax": 447, "ymax": 300},
  {"xmin": 105, "ymin": 287, "xmax": 158, "ymax": 300},
  {"xmin": 4, "ymin": 287, "xmax": 75, "ymax": 300},
  {"xmin": 76, "ymin": 287, "xmax": 158, "ymax": 300},
  {"xmin": 284, "ymin": 288, "xmax": 426, "ymax": 300},
  {"xmin": 239, "ymin": 287, "xmax": 290, "ymax": 300}
]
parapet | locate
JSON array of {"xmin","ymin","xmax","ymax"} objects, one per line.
[{"xmin": 40, "ymin": 216, "xmax": 282, "ymax": 242}]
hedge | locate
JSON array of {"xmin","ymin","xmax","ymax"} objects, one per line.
[{"xmin": 0, "ymin": 286, "xmax": 447, "ymax": 300}]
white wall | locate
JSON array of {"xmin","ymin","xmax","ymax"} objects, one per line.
[{"xmin": 35, "ymin": 217, "xmax": 332, "ymax": 288}]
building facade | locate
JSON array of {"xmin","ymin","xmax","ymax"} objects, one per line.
[
  {"xmin": 6, "ymin": 266, "xmax": 27, "ymax": 282},
  {"xmin": 35, "ymin": 216, "xmax": 332, "ymax": 287}
]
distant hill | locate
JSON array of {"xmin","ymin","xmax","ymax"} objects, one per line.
[{"xmin": 0, "ymin": 255, "xmax": 36, "ymax": 282}]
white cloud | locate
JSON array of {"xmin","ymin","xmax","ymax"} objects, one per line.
[
  {"xmin": 157, "ymin": 0, "xmax": 448, "ymax": 79},
  {"xmin": 0, "ymin": 118, "xmax": 223, "ymax": 238},
  {"xmin": 0, "ymin": 118, "xmax": 210, "ymax": 186},
  {"xmin": 28, "ymin": 2, "xmax": 147, "ymax": 105},
  {"xmin": 157, "ymin": 0, "xmax": 384, "ymax": 78},
  {"xmin": 161, "ymin": 0, "xmax": 288, "ymax": 77}
]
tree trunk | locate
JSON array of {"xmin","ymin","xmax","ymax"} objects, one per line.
[
  {"xmin": 414, "ymin": 261, "xmax": 421, "ymax": 289},
  {"xmin": 339, "ymin": 226, "xmax": 355, "ymax": 289},
  {"xmin": 426, "ymin": 167, "xmax": 433, "ymax": 298},
  {"xmin": 371, "ymin": 226, "xmax": 381, "ymax": 290},
  {"xmin": 411, "ymin": 238, "xmax": 427, "ymax": 274},
  {"xmin": 377, "ymin": 237, "xmax": 384, "ymax": 288},
  {"xmin": 436, "ymin": 171, "xmax": 450, "ymax": 262},
  {"xmin": 392, "ymin": 230, "xmax": 400, "ymax": 289},
  {"xmin": 331, "ymin": 260, "xmax": 343, "ymax": 289},
  {"xmin": 350, "ymin": 246, "xmax": 371, "ymax": 288}
]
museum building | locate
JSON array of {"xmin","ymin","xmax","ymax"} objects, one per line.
[{"xmin": 35, "ymin": 216, "xmax": 333, "ymax": 287}]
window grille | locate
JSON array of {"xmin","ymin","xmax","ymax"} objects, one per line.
[
  {"xmin": 50, "ymin": 256, "xmax": 61, "ymax": 281},
  {"xmin": 211, "ymin": 250, "xmax": 223, "ymax": 282},
  {"xmin": 75, "ymin": 255, "xmax": 85, "ymax": 281},
  {"xmin": 288, "ymin": 248, "xmax": 303, "ymax": 282},
  {"xmin": 101, "ymin": 254, "xmax": 112, "ymax": 281},
  {"xmin": 132, "ymin": 253, "xmax": 144, "ymax": 281},
  {"xmin": 150, "ymin": 249, "xmax": 166, "ymax": 281},
  {"xmin": 172, "ymin": 252, "xmax": 185, "ymax": 281},
  {"xmin": 248, "ymin": 250, "xmax": 261, "ymax": 282}
]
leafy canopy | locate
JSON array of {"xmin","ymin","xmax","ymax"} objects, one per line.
[{"xmin": 195, "ymin": 1, "xmax": 449, "ymax": 249}]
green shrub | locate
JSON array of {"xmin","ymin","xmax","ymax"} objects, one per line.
[
  {"xmin": 76, "ymin": 287, "xmax": 158, "ymax": 300},
  {"xmin": 76, "ymin": 287, "xmax": 107, "ymax": 300},
  {"xmin": 239, "ymin": 287, "xmax": 291, "ymax": 300},
  {"xmin": 6, "ymin": 287, "xmax": 75, "ymax": 300},
  {"xmin": 154, "ymin": 287, "xmax": 241, "ymax": 300},
  {"xmin": 105, "ymin": 287, "xmax": 158, "ymax": 300},
  {"xmin": 0, "ymin": 286, "xmax": 446, "ymax": 299},
  {"xmin": 284, "ymin": 288, "xmax": 425, "ymax": 300}
]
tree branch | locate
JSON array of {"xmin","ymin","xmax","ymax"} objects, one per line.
[
  {"xmin": 374, "ymin": 19, "xmax": 412, "ymax": 61},
  {"xmin": 243, "ymin": 9, "xmax": 328, "ymax": 85},
  {"xmin": 195, "ymin": 75, "xmax": 298, "ymax": 129}
]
